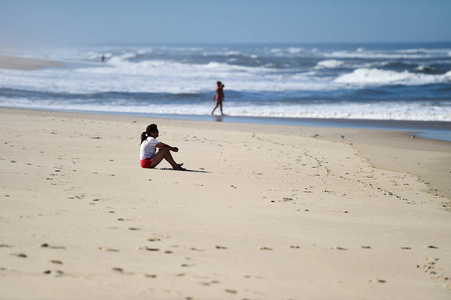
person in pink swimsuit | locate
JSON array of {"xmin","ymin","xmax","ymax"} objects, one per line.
[{"xmin": 211, "ymin": 81, "xmax": 225, "ymax": 115}]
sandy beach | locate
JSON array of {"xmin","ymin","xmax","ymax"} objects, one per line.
[
  {"xmin": 0, "ymin": 54, "xmax": 61, "ymax": 70},
  {"xmin": 0, "ymin": 106, "xmax": 450, "ymax": 299},
  {"xmin": 1, "ymin": 52, "xmax": 450, "ymax": 300}
]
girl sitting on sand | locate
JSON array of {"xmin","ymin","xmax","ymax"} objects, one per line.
[{"xmin": 140, "ymin": 124, "xmax": 185, "ymax": 170}]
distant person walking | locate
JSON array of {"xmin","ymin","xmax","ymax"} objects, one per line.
[
  {"xmin": 101, "ymin": 55, "xmax": 105, "ymax": 62},
  {"xmin": 211, "ymin": 81, "xmax": 225, "ymax": 115},
  {"xmin": 140, "ymin": 124, "xmax": 185, "ymax": 170}
]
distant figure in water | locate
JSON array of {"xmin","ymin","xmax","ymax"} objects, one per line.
[
  {"xmin": 140, "ymin": 124, "xmax": 185, "ymax": 170},
  {"xmin": 101, "ymin": 55, "xmax": 105, "ymax": 63},
  {"xmin": 211, "ymin": 81, "xmax": 225, "ymax": 115}
]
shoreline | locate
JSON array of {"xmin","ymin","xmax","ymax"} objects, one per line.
[
  {"xmin": 126, "ymin": 112, "xmax": 451, "ymax": 142},
  {"xmin": 2, "ymin": 106, "xmax": 451, "ymax": 142},
  {"xmin": 1, "ymin": 107, "xmax": 450, "ymax": 299}
]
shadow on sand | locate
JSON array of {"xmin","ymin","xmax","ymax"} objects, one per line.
[{"xmin": 156, "ymin": 168, "xmax": 210, "ymax": 173}]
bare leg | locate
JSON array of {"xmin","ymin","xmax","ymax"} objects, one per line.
[
  {"xmin": 211, "ymin": 103, "xmax": 219, "ymax": 115},
  {"xmin": 151, "ymin": 149, "xmax": 185, "ymax": 170}
]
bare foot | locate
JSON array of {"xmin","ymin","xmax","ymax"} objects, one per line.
[{"xmin": 174, "ymin": 163, "xmax": 185, "ymax": 171}]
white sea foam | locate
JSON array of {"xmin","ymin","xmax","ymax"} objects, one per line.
[
  {"xmin": 1, "ymin": 59, "xmax": 448, "ymax": 97},
  {"xmin": 270, "ymin": 48, "xmax": 283, "ymax": 53},
  {"xmin": 287, "ymin": 47, "xmax": 304, "ymax": 54},
  {"xmin": 329, "ymin": 51, "xmax": 431, "ymax": 59},
  {"xmin": 225, "ymin": 51, "xmax": 241, "ymax": 56},
  {"xmin": 137, "ymin": 48, "xmax": 153, "ymax": 55},
  {"xmin": 1, "ymin": 96, "xmax": 449, "ymax": 121},
  {"xmin": 315, "ymin": 60, "xmax": 345, "ymax": 69},
  {"xmin": 396, "ymin": 48, "xmax": 427, "ymax": 54},
  {"xmin": 335, "ymin": 68, "xmax": 451, "ymax": 86},
  {"xmin": 0, "ymin": 59, "xmax": 334, "ymax": 95},
  {"xmin": 1, "ymin": 44, "xmax": 450, "ymax": 122}
]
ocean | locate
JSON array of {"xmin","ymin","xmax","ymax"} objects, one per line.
[{"xmin": 1, "ymin": 42, "xmax": 451, "ymax": 140}]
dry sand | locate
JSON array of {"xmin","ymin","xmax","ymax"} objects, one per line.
[
  {"xmin": 0, "ymin": 54, "xmax": 60, "ymax": 70},
  {"xmin": 0, "ymin": 107, "xmax": 450, "ymax": 299}
]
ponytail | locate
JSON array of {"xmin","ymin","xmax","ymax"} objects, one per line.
[
  {"xmin": 140, "ymin": 131, "xmax": 147, "ymax": 145},
  {"xmin": 140, "ymin": 124, "xmax": 158, "ymax": 145}
]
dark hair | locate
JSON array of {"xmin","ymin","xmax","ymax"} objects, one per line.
[{"xmin": 140, "ymin": 124, "xmax": 158, "ymax": 144}]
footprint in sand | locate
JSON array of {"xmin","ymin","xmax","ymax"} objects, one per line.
[
  {"xmin": 138, "ymin": 246, "xmax": 159, "ymax": 251},
  {"xmin": 332, "ymin": 246, "xmax": 347, "ymax": 250},
  {"xmin": 99, "ymin": 246, "xmax": 120, "ymax": 252},
  {"xmin": 40, "ymin": 243, "xmax": 66, "ymax": 249},
  {"xmin": 111, "ymin": 267, "xmax": 124, "ymax": 273},
  {"xmin": 417, "ymin": 257, "xmax": 449, "ymax": 281},
  {"xmin": 11, "ymin": 253, "xmax": 27, "ymax": 258},
  {"xmin": 43, "ymin": 270, "xmax": 64, "ymax": 276},
  {"xmin": 215, "ymin": 245, "xmax": 228, "ymax": 249},
  {"xmin": 431, "ymin": 275, "xmax": 449, "ymax": 280},
  {"xmin": 147, "ymin": 237, "xmax": 161, "ymax": 242},
  {"xmin": 49, "ymin": 260, "xmax": 64, "ymax": 264},
  {"xmin": 258, "ymin": 247, "xmax": 272, "ymax": 250},
  {"xmin": 244, "ymin": 275, "xmax": 262, "ymax": 279},
  {"xmin": 369, "ymin": 278, "xmax": 386, "ymax": 283},
  {"xmin": 188, "ymin": 247, "xmax": 204, "ymax": 252}
]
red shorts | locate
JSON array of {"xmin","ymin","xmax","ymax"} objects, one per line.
[{"xmin": 140, "ymin": 158, "xmax": 153, "ymax": 168}]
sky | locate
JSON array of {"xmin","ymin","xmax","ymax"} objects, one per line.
[{"xmin": 1, "ymin": 0, "xmax": 450, "ymax": 47}]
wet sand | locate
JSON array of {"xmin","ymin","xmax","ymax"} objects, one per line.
[{"xmin": 0, "ymin": 107, "xmax": 450, "ymax": 299}]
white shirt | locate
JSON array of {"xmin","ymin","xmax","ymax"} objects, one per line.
[{"xmin": 140, "ymin": 137, "xmax": 159, "ymax": 160}]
